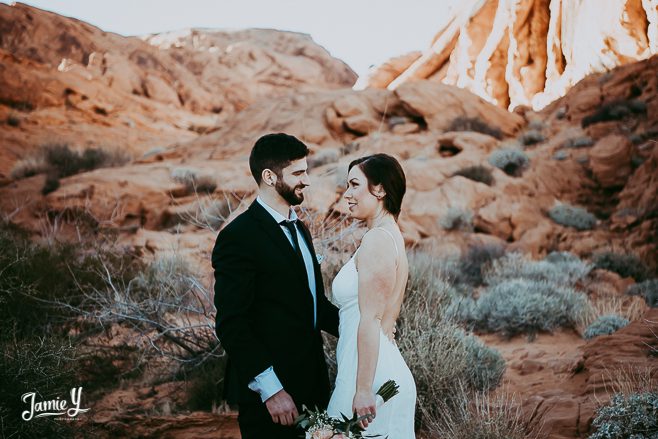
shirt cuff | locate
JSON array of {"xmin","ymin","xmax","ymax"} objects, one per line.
[{"xmin": 247, "ymin": 366, "xmax": 284, "ymax": 402}]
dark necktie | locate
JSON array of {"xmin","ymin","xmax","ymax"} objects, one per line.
[{"xmin": 280, "ymin": 219, "xmax": 306, "ymax": 267}]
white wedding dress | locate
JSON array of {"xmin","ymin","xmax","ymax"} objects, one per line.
[{"xmin": 327, "ymin": 228, "xmax": 416, "ymax": 438}]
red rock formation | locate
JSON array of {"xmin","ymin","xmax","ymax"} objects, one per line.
[
  {"xmin": 363, "ymin": 0, "xmax": 658, "ymax": 111},
  {"xmin": 0, "ymin": 2, "xmax": 356, "ymax": 178},
  {"xmin": 494, "ymin": 308, "xmax": 658, "ymax": 438},
  {"xmin": 0, "ymin": 5, "xmax": 656, "ymax": 439}
]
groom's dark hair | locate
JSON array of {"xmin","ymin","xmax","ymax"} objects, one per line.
[{"xmin": 249, "ymin": 133, "xmax": 309, "ymax": 185}]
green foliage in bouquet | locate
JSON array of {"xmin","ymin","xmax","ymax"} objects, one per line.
[{"xmin": 295, "ymin": 380, "xmax": 399, "ymax": 438}]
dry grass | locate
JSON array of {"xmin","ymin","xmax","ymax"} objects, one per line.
[
  {"xmin": 422, "ymin": 386, "xmax": 533, "ymax": 439},
  {"xmin": 584, "ymin": 295, "xmax": 648, "ymax": 328},
  {"xmin": 399, "ymin": 250, "xmax": 505, "ymax": 426},
  {"xmin": 296, "ymin": 207, "xmax": 361, "ymax": 298},
  {"xmin": 179, "ymin": 191, "xmax": 250, "ymax": 232},
  {"xmin": 599, "ymin": 365, "xmax": 658, "ymax": 397}
]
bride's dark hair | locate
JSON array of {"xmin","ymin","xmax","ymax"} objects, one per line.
[{"xmin": 348, "ymin": 153, "xmax": 406, "ymax": 219}]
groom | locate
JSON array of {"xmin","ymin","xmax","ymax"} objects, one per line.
[{"xmin": 212, "ymin": 133, "xmax": 340, "ymax": 438}]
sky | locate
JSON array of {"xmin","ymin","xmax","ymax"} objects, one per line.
[{"xmin": 4, "ymin": 0, "xmax": 460, "ymax": 78}]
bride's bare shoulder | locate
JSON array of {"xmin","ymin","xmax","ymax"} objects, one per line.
[{"xmin": 354, "ymin": 228, "xmax": 398, "ymax": 270}]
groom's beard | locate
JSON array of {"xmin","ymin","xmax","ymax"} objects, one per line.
[{"xmin": 276, "ymin": 179, "xmax": 306, "ymax": 206}]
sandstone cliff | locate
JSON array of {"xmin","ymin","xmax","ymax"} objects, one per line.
[{"xmin": 363, "ymin": 0, "xmax": 658, "ymax": 111}]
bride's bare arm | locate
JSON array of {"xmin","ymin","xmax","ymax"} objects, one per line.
[{"xmin": 352, "ymin": 229, "xmax": 397, "ymax": 426}]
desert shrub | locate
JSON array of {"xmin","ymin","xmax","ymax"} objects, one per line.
[
  {"xmin": 450, "ymin": 278, "xmax": 590, "ymax": 338},
  {"xmin": 308, "ymin": 148, "xmax": 339, "ymax": 169},
  {"xmin": 0, "ymin": 333, "xmax": 81, "ymax": 438},
  {"xmin": 193, "ymin": 198, "xmax": 232, "ymax": 231},
  {"xmin": 518, "ymin": 129, "xmax": 545, "ymax": 146},
  {"xmin": 440, "ymin": 207, "xmax": 474, "ymax": 232},
  {"xmin": 340, "ymin": 141, "xmax": 360, "ymax": 155},
  {"xmin": 586, "ymin": 296, "xmax": 647, "ymax": 330},
  {"xmin": 445, "ymin": 295, "xmax": 480, "ymax": 328},
  {"xmin": 193, "ymin": 176, "xmax": 218, "ymax": 194},
  {"xmin": 632, "ymin": 155, "xmax": 646, "ymax": 168},
  {"xmin": 629, "ymin": 126, "xmax": 658, "ymax": 145},
  {"xmin": 563, "ymin": 136, "xmax": 594, "ymax": 148},
  {"xmin": 0, "ymin": 97, "xmax": 34, "ymax": 111},
  {"xmin": 11, "ymin": 144, "xmax": 129, "ymax": 185},
  {"xmin": 583, "ymin": 314, "xmax": 629, "ymax": 340},
  {"xmin": 553, "ymin": 150, "xmax": 568, "ymax": 161},
  {"xmin": 527, "ymin": 120, "xmax": 546, "ymax": 131},
  {"xmin": 588, "ymin": 392, "xmax": 658, "ymax": 438},
  {"xmin": 452, "ymin": 165, "xmax": 494, "ymax": 186},
  {"xmin": 42, "ymin": 173, "xmax": 60, "ymax": 195},
  {"xmin": 181, "ymin": 350, "xmax": 228, "ymax": 411},
  {"xmin": 448, "ymin": 116, "xmax": 503, "ymax": 139},
  {"xmin": 488, "ymin": 148, "xmax": 530, "ymax": 177},
  {"xmin": 484, "ymin": 251, "xmax": 593, "ymax": 287},
  {"xmin": 398, "ymin": 251, "xmax": 505, "ymax": 425},
  {"xmin": 178, "ymin": 192, "xmax": 248, "ymax": 232},
  {"xmin": 81, "ymin": 250, "xmax": 219, "ymax": 363},
  {"xmin": 171, "ymin": 167, "xmax": 217, "ymax": 194},
  {"xmin": 0, "ymin": 224, "xmax": 134, "ymax": 337},
  {"xmin": 454, "ymin": 242, "xmax": 506, "ymax": 286},
  {"xmin": 43, "ymin": 144, "xmax": 129, "ymax": 178},
  {"xmin": 459, "ymin": 331, "xmax": 506, "ymax": 390},
  {"xmin": 0, "ymin": 222, "xmax": 104, "ymax": 435},
  {"xmin": 132, "ymin": 254, "xmax": 195, "ymax": 291},
  {"xmin": 548, "ymin": 203, "xmax": 597, "ymax": 230},
  {"xmin": 398, "ymin": 317, "xmax": 505, "ymax": 425},
  {"xmin": 424, "ymin": 388, "xmax": 528, "ymax": 439},
  {"xmin": 6, "ymin": 113, "xmax": 20, "ymax": 126},
  {"xmin": 556, "ymin": 106, "xmax": 567, "ymax": 119},
  {"xmin": 593, "ymin": 251, "xmax": 650, "ymax": 281},
  {"xmin": 582, "ymin": 99, "xmax": 647, "ymax": 128},
  {"xmin": 10, "ymin": 157, "xmax": 49, "ymax": 180},
  {"xmin": 627, "ymin": 279, "xmax": 658, "ymax": 308},
  {"xmin": 405, "ymin": 251, "xmax": 460, "ymax": 307}
]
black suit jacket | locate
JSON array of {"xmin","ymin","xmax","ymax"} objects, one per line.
[{"xmin": 212, "ymin": 200, "xmax": 339, "ymax": 406}]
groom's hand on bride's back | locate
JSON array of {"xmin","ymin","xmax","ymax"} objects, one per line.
[{"xmin": 265, "ymin": 389, "xmax": 299, "ymax": 426}]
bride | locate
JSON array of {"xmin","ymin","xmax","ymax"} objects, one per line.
[{"xmin": 327, "ymin": 153, "xmax": 416, "ymax": 437}]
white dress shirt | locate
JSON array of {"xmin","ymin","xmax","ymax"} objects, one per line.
[{"xmin": 247, "ymin": 196, "xmax": 318, "ymax": 402}]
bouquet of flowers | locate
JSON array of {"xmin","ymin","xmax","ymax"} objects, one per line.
[{"xmin": 295, "ymin": 380, "xmax": 399, "ymax": 439}]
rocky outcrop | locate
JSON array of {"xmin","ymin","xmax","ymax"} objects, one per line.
[
  {"xmin": 588, "ymin": 135, "xmax": 633, "ymax": 188},
  {"xmin": 3, "ymin": 55, "xmax": 657, "ymax": 266},
  {"xmin": 517, "ymin": 308, "xmax": 658, "ymax": 438},
  {"xmin": 363, "ymin": 0, "xmax": 658, "ymax": 111},
  {"xmin": 0, "ymin": 3, "xmax": 356, "ymax": 178}
]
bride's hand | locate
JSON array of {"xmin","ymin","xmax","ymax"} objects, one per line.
[{"xmin": 352, "ymin": 389, "xmax": 377, "ymax": 429}]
